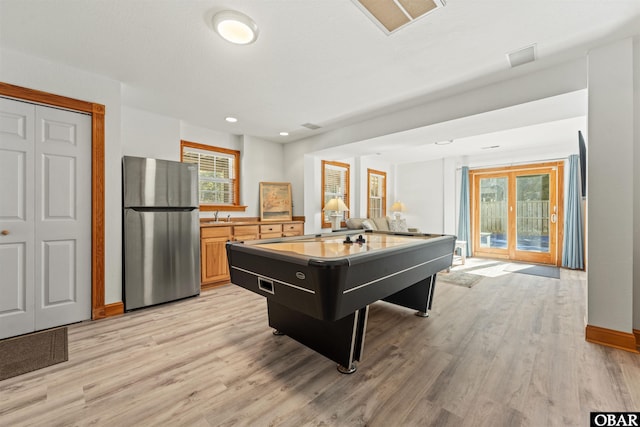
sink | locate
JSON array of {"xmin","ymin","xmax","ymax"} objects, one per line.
[{"xmin": 203, "ymin": 221, "xmax": 252, "ymax": 225}]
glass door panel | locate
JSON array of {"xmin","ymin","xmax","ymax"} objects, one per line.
[
  {"xmin": 471, "ymin": 162, "xmax": 561, "ymax": 265},
  {"xmin": 516, "ymin": 174, "xmax": 550, "ymax": 253},
  {"xmin": 479, "ymin": 177, "xmax": 508, "ymax": 249}
]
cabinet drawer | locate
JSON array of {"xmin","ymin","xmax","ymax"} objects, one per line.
[
  {"xmin": 260, "ymin": 232, "xmax": 282, "ymax": 239},
  {"xmin": 283, "ymin": 223, "xmax": 303, "ymax": 233},
  {"xmin": 233, "ymin": 225, "xmax": 259, "ymax": 236},
  {"xmin": 260, "ymin": 224, "xmax": 282, "ymax": 234},
  {"xmin": 234, "ymin": 234, "xmax": 259, "ymax": 242},
  {"xmin": 201, "ymin": 226, "xmax": 232, "ymax": 238}
]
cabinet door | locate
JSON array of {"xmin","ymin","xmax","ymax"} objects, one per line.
[{"xmin": 201, "ymin": 237, "xmax": 230, "ymax": 284}]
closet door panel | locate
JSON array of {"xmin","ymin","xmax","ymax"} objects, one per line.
[
  {"xmin": 34, "ymin": 105, "xmax": 91, "ymax": 330},
  {"xmin": 0, "ymin": 98, "xmax": 35, "ymax": 339}
]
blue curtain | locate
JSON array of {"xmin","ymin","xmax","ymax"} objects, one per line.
[
  {"xmin": 562, "ymin": 155, "xmax": 584, "ymax": 269},
  {"xmin": 458, "ymin": 166, "xmax": 471, "ymax": 256}
]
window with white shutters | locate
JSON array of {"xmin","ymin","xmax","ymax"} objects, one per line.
[
  {"xmin": 367, "ymin": 169, "xmax": 386, "ymax": 218},
  {"xmin": 180, "ymin": 140, "xmax": 245, "ymax": 211},
  {"xmin": 321, "ymin": 160, "xmax": 350, "ymax": 228}
]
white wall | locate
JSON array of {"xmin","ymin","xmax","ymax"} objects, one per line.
[
  {"xmin": 122, "ymin": 107, "xmax": 181, "ymax": 160},
  {"xmin": 283, "ymin": 58, "xmax": 588, "ymax": 220},
  {"xmin": 634, "ymin": 38, "xmax": 640, "ymax": 331},
  {"xmin": 180, "ymin": 122, "xmax": 241, "ymax": 152},
  {"xmin": 1, "ymin": 47, "xmax": 124, "ymax": 305},
  {"xmin": 587, "ymin": 38, "xmax": 635, "ymax": 333},
  {"xmin": 396, "ymin": 160, "xmax": 444, "ymax": 233},
  {"xmin": 240, "ymin": 135, "xmax": 285, "ymax": 218},
  {"xmin": 393, "ymin": 136, "xmax": 581, "ymax": 240},
  {"xmin": 1, "ymin": 49, "xmax": 288, "ymax": 305}
]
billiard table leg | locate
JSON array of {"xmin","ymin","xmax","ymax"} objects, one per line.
[
  {"xmin": 337, "ymin": 363, "xmax": 357, "ymax": 374},
  {"xmin": 382, "ymin": 274, "xmax": 437, "ymax": 317},
  {"xmin": 267, "ymin": 300, "xmax": 369, "ymax": 374}
]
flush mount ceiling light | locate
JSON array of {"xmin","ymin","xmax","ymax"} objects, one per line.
[
  {"xmin": 279, "ymin": 132, "xmax": 289, "ymax": 136},
  {"xmin": 352, "ymin": 0, "xmax": 446, "ymax": 34},
  {"xmin": 225, "ymin": 116, "xmax": 238, "ymax": 123},
  {"xmin": 212, "ymin": 10, "xmax": 259, "ymax": 45}
]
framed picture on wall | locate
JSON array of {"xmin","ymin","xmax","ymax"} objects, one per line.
[{"xmin": 259, "ymin": 182, "xmax": 292, "ymax": 221}]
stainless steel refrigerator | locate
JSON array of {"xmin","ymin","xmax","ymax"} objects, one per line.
[{"xmin": 122, "ymin": 156, "xmax": 200, "ymax": 311}]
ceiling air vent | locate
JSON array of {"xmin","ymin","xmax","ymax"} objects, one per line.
[
  {"xmin": 352, "ymin": 0, "xmax": 446, "ymax": 34},
  {"xmin": 301, "ymin": 123, "xmax": 322, "ymax": 130},
  {"xmin": 507, "ymin": 44, "xmax": 537, "ymax": 68}
]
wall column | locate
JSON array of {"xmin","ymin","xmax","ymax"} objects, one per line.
[{"xmin": 586, "ymin": 37, "xmax": 637, "ymax": 351}]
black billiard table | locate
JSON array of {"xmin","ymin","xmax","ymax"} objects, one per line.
[{"xmin": 226, "ymin": 230, "xmax": 456, "ymax": 373}]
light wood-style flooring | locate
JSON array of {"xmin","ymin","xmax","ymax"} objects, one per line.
[{"xmin": 1, "ymin": 259, "xmax": 638, "ymax": 426}]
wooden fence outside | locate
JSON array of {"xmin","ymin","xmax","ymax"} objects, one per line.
[{"xmin": 480, "ymin": 201, "xmax": 550, "ymax": 236}]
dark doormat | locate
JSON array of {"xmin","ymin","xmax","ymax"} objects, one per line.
[
  {"xmin": 507, "ymin": 264, "xmax": 560, "ymax": 279},
  {"xmin": 437, "ymin": 271, "xmax": 483, "ymax": 288},
  {"xmin": 0, "ymin": 327, "xmax": 68, "ymax": 381}
]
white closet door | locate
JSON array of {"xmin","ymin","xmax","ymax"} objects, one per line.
[
  {"xmin": 34, "ymin": 105, "xmax": 91, "ymax": 330},
  {"xmin": 0, "ymin": 98, "xmax": 36, "ymax": 339},
  {"xmin": 0, "ymin": 98, "xmax": 91, "ymax": 339}
]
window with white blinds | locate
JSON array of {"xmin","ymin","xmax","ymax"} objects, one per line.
[
  {"xmin": 180, "ymin": 140, "xmax": 242, "ymax": 210},
  {"xmin": 321, "ymin": 160, "xmax": 350, "ymax": 228},
  {"xmin": 368, "ymin": 168, "xmax": 386, "ymax": 218}
]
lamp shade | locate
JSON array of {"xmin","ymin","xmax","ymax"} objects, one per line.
[
  {"xmin": 391, "ymin": 201, "xmax": 406, "ymax": 212},
  {"xmin": 324, "ymin": 198, "xmax": 349, "ymax": 212}
]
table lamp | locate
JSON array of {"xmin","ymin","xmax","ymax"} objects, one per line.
[
  {"xmin": 390, "ymin": 201, "xmax": 406, "ymax": 220},
  {"xmin": 324, "ymin": 198, "xmax": 349, "ymax": 230}
]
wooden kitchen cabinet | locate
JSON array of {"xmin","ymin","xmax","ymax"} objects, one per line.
[
  {"xmin": 201, "ymin": 226, "xmax": 232, "ymax": 287},
  {"xmin": 283, "ymin": 223, "xmax": 304, "ymax": 237},
  {"xmin": 233, "ymin": 225, "xmax": 259, "ymax": 241},
  {"xmin": 200, "ymin": 220, "xmax": 304, "ymax": 289}
]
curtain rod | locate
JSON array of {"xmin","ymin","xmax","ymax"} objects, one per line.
[{"xmin": 455, "ymin": 156, "xmax": 570, "ymax": 171}]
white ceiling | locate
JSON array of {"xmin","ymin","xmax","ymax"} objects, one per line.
[{"xmin": 1, "ymin": 1, "xmax": 639, "ymax": 161}]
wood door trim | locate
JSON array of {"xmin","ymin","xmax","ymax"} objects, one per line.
[
  {"xmin": 0, "ymin": 82, "xmax": 107, "ymax": 320},
  {"xmin": 470, "ymin": 161, "xmax": 564, "ymax": 265}
]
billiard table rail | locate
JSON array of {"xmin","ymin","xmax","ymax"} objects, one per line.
[{"xmin": 226, "ymin": 230, "xmax": 456, "ymax": 373}]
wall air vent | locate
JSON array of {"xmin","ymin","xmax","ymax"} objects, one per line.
[
  {"xmin": 352, "ymin": 0, "xmax": 446, "ymax": 34},
  {"xmin": 301, "ymin": 123, "xmax": 322, "ymax": 130},
  {"xmin": 507, "ymin": 44, "xmax": 537, "ymax": 68}
]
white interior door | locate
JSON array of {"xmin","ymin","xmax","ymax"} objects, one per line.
[
  {"xmin": 0, "ymin": 98, "xmax": 91, "ymax": 339},
  {"xmin": 34, "ymin": 105, "xmax": 91, "ymax": 330},
  {"xmin": 0, "ymin": 98, "xmax": 36, "ymax": 338}
]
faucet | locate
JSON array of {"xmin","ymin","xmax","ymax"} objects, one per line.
[
  {"xmin": 227, "ymin": 214, "xmax": 231, "ymax": 222},
  {"xmin": 214, "ymin": 211, "xmax": 219, "ymax": 222}
]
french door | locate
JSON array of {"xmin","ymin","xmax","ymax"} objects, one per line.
[{"xmin": 470, "ymin": 162, "xmax": 564, "ymax": 265}]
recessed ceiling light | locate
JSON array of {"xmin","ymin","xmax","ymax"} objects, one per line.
[
  {"xmin": 435, "ymin": 139, "xmax": 453, "ymax": 145},
  {"xmin": 279, "ymin": 132, "xmax": 289, "ymax": 136},
  {"xmin": 225, "ymin": 116, "xmax": 238, "ymax": 123},
  {"xmin": 212, "ymin": 10, "xmax": 259, "ymax": 45},
  {"xmin": 301, "ymin": 122, "xmax": 322, "ymax": 130}
]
